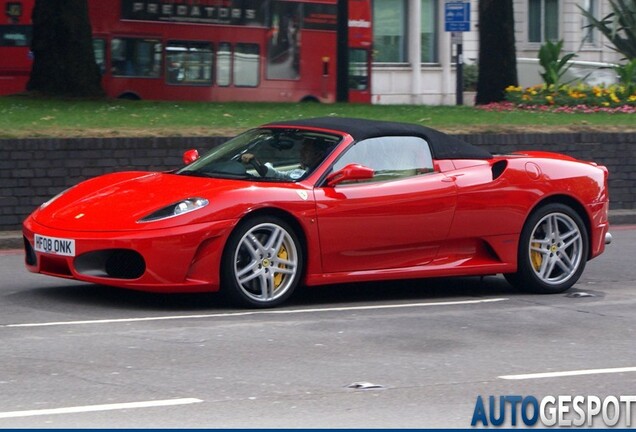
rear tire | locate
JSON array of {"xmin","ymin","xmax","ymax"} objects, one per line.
[
  {"xmin": 221, "ymin": 216, "xmax": 303, "ymax": 308},
  {"xmin": 117, "ymin": 92, "xmax": 140, "ymax": 100},
  {"xmin": 505, "ymin": 203, "xmax": 588, "ymax": 294}
]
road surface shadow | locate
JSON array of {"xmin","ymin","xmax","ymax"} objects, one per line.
[{"xmin": 8, "ymin": 275, "xmax": 524, "ymax": 314}]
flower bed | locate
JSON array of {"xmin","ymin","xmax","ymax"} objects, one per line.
[{"xmin": 492, "ymin": 84, "xmax": 636, "ymax": 113}]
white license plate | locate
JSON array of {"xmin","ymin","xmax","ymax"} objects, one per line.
[{"xmin": 34, "ymin": 234, "xmax": 76, "ymax": 257}]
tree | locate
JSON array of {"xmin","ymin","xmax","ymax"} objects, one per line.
[
  {"xmin": 579, "ymin": 0, "xmax": 636, "ymax": 60},
  {"xmin": 475, "ymin": 0, "xmax": 518, "ymax": 105},
  {"xmin": 27, "ymin": 0, "xmax": 104, "ymax": 97}
]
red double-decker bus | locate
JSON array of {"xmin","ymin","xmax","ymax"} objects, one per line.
[{"xmin": 0, "ymin": 0, "xmax": 372, "ymax": 103}]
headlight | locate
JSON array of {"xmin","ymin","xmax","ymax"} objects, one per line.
[{"xmin": 138, "ymin": 198, "xmax": 209, "ymax": 223}]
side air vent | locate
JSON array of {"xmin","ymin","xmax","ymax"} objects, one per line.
[{"xmin": 491, "ymin": 160, "xmax": 508, "ymax": 180}]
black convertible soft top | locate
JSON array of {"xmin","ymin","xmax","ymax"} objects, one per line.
[{"xmin": 267, "ymin": 117, "xmax": 492, "ymax": 160}]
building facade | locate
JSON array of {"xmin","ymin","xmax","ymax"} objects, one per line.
[{"xmin": 370, "ymin": 0, "xmax": 624, "ymax": 105}]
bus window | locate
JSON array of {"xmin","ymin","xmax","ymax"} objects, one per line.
[
  {"xmin": 111, "ymin": 37, "xmax": 161, "ymax": 78},
  {"xmin": 93, "ymin": 38, "xmax": 106, "ymax": 75},
  {"xmin": 165, "ymin": 41, "xmax": 213, "ymax": 86},
  {"xmin": 0, "ymin": 25, "xmax": 32, "ymax": 47},
  {"xmin": 266, "ymin": 1, "xmax": 301, "ymax": 80},
  {"xmin": 234, "ymin": 43, "xmax": 259, "ymax": 87},
  {"xmin": 348, "ymin": 48, "xmax": 368, "ymax": 90},
  {"xmin": 217, "ymin": 42, "xmax": 231, "ymax": 87}
]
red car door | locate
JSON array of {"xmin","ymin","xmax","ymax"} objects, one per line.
[
  {"xmin": 311, "ymin": 135, "xmax": 459, "ymax": 275},
  {"xmin": 314, "ymin": 173, "xmax": 457, "ymax": 273}
]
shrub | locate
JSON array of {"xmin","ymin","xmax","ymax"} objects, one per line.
[
  {"xmin": 615, "ymin": 58, "xmax": 636, "ymax": 95},
  {"xmin": 463, "ymin": 63, "xmax": 479, "ymax": 91}
]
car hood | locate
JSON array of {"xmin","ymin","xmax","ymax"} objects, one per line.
[{"xmin": 32, "ymin": 171, "xmax": 249, "ymax": 231}]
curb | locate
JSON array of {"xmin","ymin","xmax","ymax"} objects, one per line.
[
  {"xmin": 607, "ymin": 209, "xmax": 636, "ymax": 227},
  {"xmin": 2, "ymin": 210, "xmax": 635, "ymax": 251},
  {"xmin": 0, "ymin": 231, "xmax": 22, "ymax": 250}
]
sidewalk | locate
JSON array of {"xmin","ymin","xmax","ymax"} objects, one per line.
[{"xmin": 2, "ymin": 210, "xmax": 635, "ymax": 250}]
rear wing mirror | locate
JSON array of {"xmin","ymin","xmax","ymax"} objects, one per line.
[{"xmin": 183, "ymin": 149, "xmax": 199, "ymax": 165}]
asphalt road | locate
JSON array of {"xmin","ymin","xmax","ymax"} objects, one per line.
[{"xmin": 0, "ymin": 226, "xmax": 635, "ymax": 428}]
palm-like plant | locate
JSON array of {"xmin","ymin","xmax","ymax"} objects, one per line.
[
  {"xmin": 538, "ymin": 40, "xmax": 577, "ymax": 87},
  {"xmin": 579, "ymin": 0, "xmax": 636, "ymax": 60}
]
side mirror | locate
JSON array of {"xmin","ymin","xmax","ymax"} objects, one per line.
[
  {"xmin": 183, "ymin": 149, "xmax": 199, "ymax": 165},
  {"xmin": 326, "ymin": 163, "xmax": 374, "ymax": 186}
]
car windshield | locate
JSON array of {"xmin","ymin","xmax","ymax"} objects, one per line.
[{"xmin": 176, "ymin": 128, "xmax": 341, "ymax": 181}]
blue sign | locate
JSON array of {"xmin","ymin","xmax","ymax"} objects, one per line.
[{"xmin": 445, "ymin": 2, "xmax": 470, "ymax": 32}]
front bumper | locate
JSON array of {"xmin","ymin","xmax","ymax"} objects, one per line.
[{"xmin": 23, "ymin": 217, "xmax": 237, "ymax": 293}]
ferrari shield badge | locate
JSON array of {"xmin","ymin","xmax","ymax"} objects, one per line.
[{"xmin": 296, "ymin": 190, "xmax": 308, "ymax": 201}]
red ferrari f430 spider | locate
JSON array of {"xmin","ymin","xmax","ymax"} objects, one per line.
[{"xmin": 23, "ymin": 117, "xmax": 612, "ymax": 307}]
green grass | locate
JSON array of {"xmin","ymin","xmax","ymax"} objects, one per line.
[{"xmin": 1, "ymin": 94, "xmax": 634, "ymax": 138}]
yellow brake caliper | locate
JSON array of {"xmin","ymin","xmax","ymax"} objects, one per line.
[
  {"xmin": 273, "ymin": 245, "xmax": 288, "ymax": 288},
  {"xmin": 530, "ymin": 242, "xmax": 542, "ymax": 270}
]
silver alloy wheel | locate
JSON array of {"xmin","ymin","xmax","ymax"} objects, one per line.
[
  {"xmin": 527, "ymin": 212, "xmax": 584, "ymax": 285},
  {"xmin": 232, "ymin": 222, "xmax": 299, "ymax": 303}
]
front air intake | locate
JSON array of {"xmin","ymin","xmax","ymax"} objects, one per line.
[
  {"xmin": 75, "ymin": 249, "xmax": 146, "ymax": 279},
  {"xmin": 105, "ymin": 250, "xmax": 146, "ymax": 279}
]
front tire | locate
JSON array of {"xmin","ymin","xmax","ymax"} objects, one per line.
[
  {"xmin": 505, "ymin": 203, "xmax": 588, "ymax": 294},
  {"xmin": 221, "ymin": 216, "xmax": 303, "ymax": 308}
]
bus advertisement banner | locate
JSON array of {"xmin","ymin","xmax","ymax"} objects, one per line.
[
  {"xmin": 121, "ymin": 0, "xmax": 267, "ymax": 26},
  {"xmin": 122, "ymin": 0, "xmax": 338, "ymax": 31}
]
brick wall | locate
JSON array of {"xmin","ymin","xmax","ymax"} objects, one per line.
[{"xmin": 1, "ymin": 133, "xmax": 634, "ymax": 231}]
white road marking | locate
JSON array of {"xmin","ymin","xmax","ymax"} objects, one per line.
[
  {"xmin": 0, "ymin": 398, "xmax": 203, "ymax": 419},
  {"xmin": 2, "ymin": 298, "xmax": 508, "ymax": 328},
  {"xmin": 500, "ymin": 366, "xmax": 636, "ymax": 380}
]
